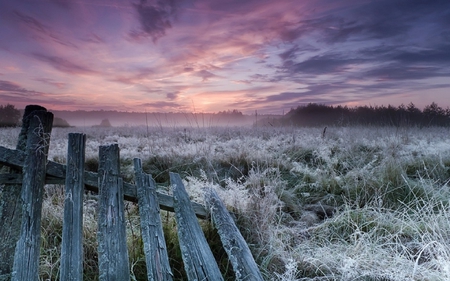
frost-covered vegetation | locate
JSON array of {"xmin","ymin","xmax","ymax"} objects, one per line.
[{"xmin": 1, "ymin": 125, "xmax": 450, "ymax": 280}]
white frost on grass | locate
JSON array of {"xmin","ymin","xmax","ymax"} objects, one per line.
[{"xmin": 2, "ymin": 125, "xmax": 450, "ymax": 280}]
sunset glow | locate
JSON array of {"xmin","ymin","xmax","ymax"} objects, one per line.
[{"xmin": 1, "ymin": 0, "xmax": 449, "ymax": 113}]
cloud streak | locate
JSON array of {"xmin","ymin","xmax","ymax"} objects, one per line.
[
  {"xmin": 31, "ymin": 53, "xmax": 98, "ymax": 75},
  {"xmin": 13, "ymin": 10, "xmax": 78, "ymax": 48}
]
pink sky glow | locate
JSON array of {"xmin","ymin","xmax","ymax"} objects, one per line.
[{"xmin": 1, "ymin": 0, "xmax": 450, "ymax": 113}]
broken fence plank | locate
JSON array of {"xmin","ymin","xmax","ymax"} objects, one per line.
[
  {"xmin": 12, "ymin": 110, "xmax": 53, "ymax": 281},
  {"xmin": 170, "ymin": 172, "xmax": 224, "ymax": 281},
  {"xmin": 97, "ymin": 144, "xmax": 130, "ymax": 281},
  {"xmin": 0, "ymin": 105, "xmax": 48, "ymax": 278},
  {"xmin": 60, "ymin": 133, "xmax": 86, "ymax": 281},
  {"xmin": 134, "ymin": 158, "xmax": 173, "ymax": 281},
  {"xmin": 205, "ymin": 188, "xmax": 263, "ymax": 281}
]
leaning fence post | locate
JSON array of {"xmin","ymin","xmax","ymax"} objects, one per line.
[
  {"xmin": 0, "ymin": 105, "xmax": 47, "ymax": 279},
  {"xmin": 11, "ymin": 110, "xmax": 54, "ymax": 281},
  {"xmin": 134, "ymin": 158, "xmax": 173, "ymax": 281},
  {"xmin": 60, "ymin": 133, "xmax": 86, "ymax": 281},
  {"xmin": 170, "ymin": 172, "xmax": 224, "ymax": 281},
  {"xmin": 205, "ymin": 188, "xmax": 264, "ymax": 281},
  {"xmin": 97, "ymin": 144, "xmax": 130, "ymax": 281}
]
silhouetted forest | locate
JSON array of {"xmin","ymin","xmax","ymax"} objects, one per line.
[
  {"xmin": 0, "ymin": 104, "xmax": 21, "ymax": 127},
  {"xmin": 278, "ymin": 102, "xmax": 450, "ymax": 127},
  {"xmin": 0, "ymin": 104, "xmax": 71, "ymax": 127}
]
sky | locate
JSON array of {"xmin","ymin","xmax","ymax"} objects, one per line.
[{"xmin": 0, "ymin": 0, "xmax": 449, "ymax": 114}]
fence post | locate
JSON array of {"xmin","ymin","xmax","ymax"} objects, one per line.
[
  {"xmin": 0, "ymin": 105, "xmax": 47, "ymax": 280},
  {"xmin": 170, "ymin": 172, "xmax": 224, "ymax": 281},
  {"xmin": 205, "ymin": 189, "xmax": 264, "ymax": 281},
  {"xmin": 11, "ymin": 110, "xmax": 53, "ymax": 281},
  {"xmin": 134, "ymin": 158, "xmax": 173, "ymax": 281},
  {"xmin": 60, "ymin": 133, "xmax": 86, "ymax": 281},
  {"xmin": 97, "ymin": 144, "xmax": 130, "ymax": 281}
]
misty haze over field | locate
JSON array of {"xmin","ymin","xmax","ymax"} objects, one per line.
[{"xmin": 51, "ymin": 110, "xmax": 277, "ymax": 127}]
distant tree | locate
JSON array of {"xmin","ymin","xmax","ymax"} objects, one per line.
[
  {"xmin": 95, "ymin": 118, "xmax": 112, "ymax": 127},
  {"xmin": 217, "ymin": 109, "xmax": 244, "ymax": 116},
  {"xmin": 423, "ymin": 102, "xmax": 447, "ymax": 126},
  {"xmin": 405, "ymin": 102, "xmax": 422, "ymax": 126},
  {"xmin": 0, "ymin": 104, "xmax": 21, "ymax": 127},
  {"xmin": 215, "ymin": 109, "xmax": 245, "ymax": 124},
  {"xmin": 53, "ymin": 117, "xmax": 71, "ymax": 127}
]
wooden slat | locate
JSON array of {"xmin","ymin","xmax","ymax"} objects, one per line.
[
  {"xmin": 0, "ymin": 173, "xmax": 62, "ymax": 184},
  {"xmin": 170, "ymin": 172, "xmax": 224, "ymax": 281},
  {"xmin": 0, "ymin": 146, "xmax": 25, "ymax": 170},
  {"xmin": 97, "ymin": 144, "xmax": 130, "ymax": 281},
  {"xmin": 60, "ymin": 133, "xmax": 86, "ymax": 280},
  {"xmin": 0, "ymin": 146, "xmax": 208, "ymax": 219},
  {"xmin": 0, "ymin": 173, "xmax": 24, "ymax": 184},
  {"xmin": 0, "ymin": 105, "xmax": 47, "ymax": 278},
  {"xmin": 12, "ymin": 110, "xmax": 53, "ymax": 281},
  {"xmin": 205, "ymin": 188, "xmax": 263, "ymax": 281},
  {"xmin": 134, "ymin": 158, "xmax": 173, "ymax": 281}
]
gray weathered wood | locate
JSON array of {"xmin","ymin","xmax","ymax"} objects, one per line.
[
  {"xmin": 0, "ymin": 105, "xmax": 47, "ymax": 280},
  {"xmin": 15, "ymin": 105, "xmax": 47, "ymax": 151},
  {"xmin": 60, "ymin": 133, "xmax": 86, "ymax": 281},
  {"xmin": 0, "ymin": 147, "xmax": 24, "ymax": 171},
  {"xmin": 0, "ymin": 174, "xmax": 61, "ymax": 184},
  {"xmin": 11, "ymin": 110, "xmax": 53, "ymax": 281},
  {"xmin": 205, "ymin": 189, "xmax": 263, "ymax": 281},
  {"xmin": 97, "ymin": 144, "xmax": 130, "ymax": 281},
  {"xmin": 170, "ymin": 172, "xmax": 224, "ymax": 281},
  {"xmin": 0, "ymin": 146, "xmax": 208, "ymax": 219},
  {"xmin": 134, "ymin": 158, "xmax": 173, "ymax": 281}
]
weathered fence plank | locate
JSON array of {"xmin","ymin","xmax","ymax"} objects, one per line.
[
  {"xmin": 170, "ymin": 172, "xmax": 224, "ymax": 281},
  {"xmin": 0, "ymin": 146, "xmax": 208, "ymax": 219},
  {"xmin": 11, "ymin": 110, "xmax": 54, "ymax": 281},
  {"xmin": 60, "ymin": 133, "xmax": 86, "ymax": 281},
  {"xmin": 97, "ymin": 144, "xmax": 130, "ymax": 281},
  {"xmin": 205, "ymin": 188, "xmax": 264, "ymax": 281},
  {"xmin": 134, "ymin": 158, "xmax": 173, "ymax": 281},
  {"xmin": 0, "ymin": 105, "xmax": 47, "ymax": 280}
]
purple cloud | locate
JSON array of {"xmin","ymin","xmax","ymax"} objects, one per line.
[
  {"xmin": 34, "ymin": 77, "xmax": 67, "ymax": 89},
  {"xmin": 31, "ymin": 53, "xmax": 97, "ymax": 75},
  {"xmin": 166, "ymin": 92, "xmax": 179, "ymax": 100},
  {"xmin": 196, "ymin": 70, "xmax": 217, "ymax": 81},
  {"xmin": 130, "ymin": 0, "xmax": 182, "ymax": 42},
  {"xmin": 14, "ymin": 10, "xmax": 78, "ymax": 48}
]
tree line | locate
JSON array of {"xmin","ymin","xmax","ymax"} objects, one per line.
[
  {"xmin": 0, "ymin": 104, "xmax": 71, "ymax": 127},
  {"xmin": 279, "ymin": 102, "xmax": 450, "ymax": 127},
  {"xmin": 0, "ymin": 104, "xmax": 21, "ymax": 127},
  {"xmin": 3, "ymin": 103, "xmax": 449, "ymax": 128}
]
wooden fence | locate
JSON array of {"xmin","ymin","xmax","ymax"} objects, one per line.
[{"xmin": 0, "ymin": 105, "xmax": 263, "ymax": 281}]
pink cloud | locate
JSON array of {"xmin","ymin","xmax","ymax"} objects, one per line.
[
  {"xmin": 31, "ymin": 53, "xmax": 98, "ymax": 75},
  {"xmin": 34, "ymin": 77, "xmax": 67, "ymax": 89}
]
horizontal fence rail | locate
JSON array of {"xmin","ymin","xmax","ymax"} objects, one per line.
[{"xmin": 0, "ymin": 145, "xmax": 208, "ymax": 219}]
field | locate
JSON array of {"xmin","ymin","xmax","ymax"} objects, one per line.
[{"xmin": 1, "ymin": 125, "xmax": 450, "ymax": 280}]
